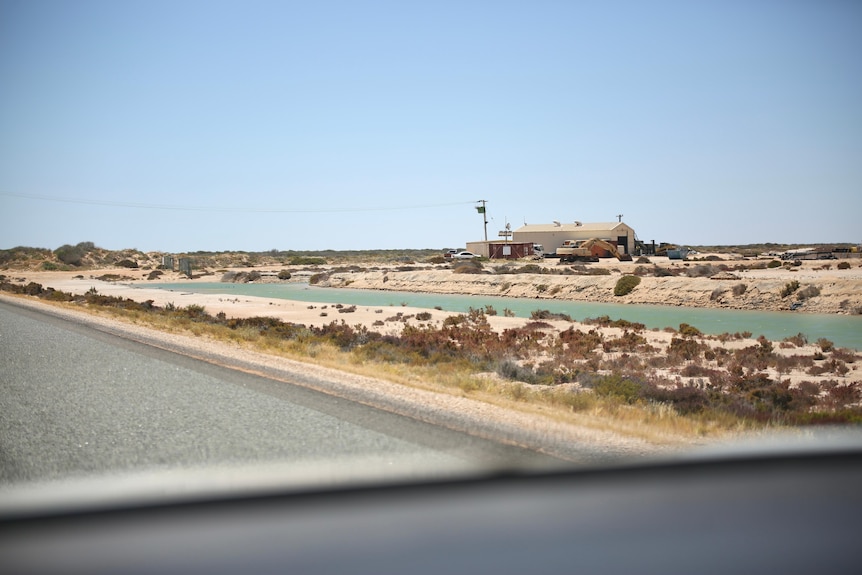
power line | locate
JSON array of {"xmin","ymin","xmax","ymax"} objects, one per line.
[{"xmin": 0, "ymin": 191, "xmax": 476, "ymax": 214}]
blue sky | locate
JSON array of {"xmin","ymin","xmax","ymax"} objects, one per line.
[{"xmin": 1, "ymin": 0, "xmax": 860, "ymax": 252}]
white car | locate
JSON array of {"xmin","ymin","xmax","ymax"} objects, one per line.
[{"xmin": 452, "ymin": 251, "xmax": 480, "ymax": 259}]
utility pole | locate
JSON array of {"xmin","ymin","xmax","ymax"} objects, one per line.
[{"xmin": 476, "ymin": 200, "xmax": 488, "ymax": 241}]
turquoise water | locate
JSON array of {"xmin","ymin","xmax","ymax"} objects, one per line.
[{"xmin": 143, "ymin": 282, "xmax": 862, "ymax": 350}]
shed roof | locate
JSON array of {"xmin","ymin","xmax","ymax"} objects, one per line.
[{"xmin": 514, "ymin": 222, "xmax": 629, "ymax": 233}]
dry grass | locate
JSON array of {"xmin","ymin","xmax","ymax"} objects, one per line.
[
  {"xmin": 118, "ymin": 306, "xmax": 756, "ymax": 441},
  {"xmin": 12, "ymin": 296, "xmax": 727, "ymax": 444}
]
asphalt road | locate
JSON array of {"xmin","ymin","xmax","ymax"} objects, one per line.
[{"xmin": 0, "ymin": 300, "xmax": 554, "ymax": 485}]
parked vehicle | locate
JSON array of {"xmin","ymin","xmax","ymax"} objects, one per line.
[{"xmin": 452, "ymin": 251, "xmax": 480, "ymax": 259}]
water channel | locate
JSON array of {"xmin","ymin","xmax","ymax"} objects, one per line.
[{"xmin": 144, "ymin": 282, "xmax": 862, "ymax": 350}]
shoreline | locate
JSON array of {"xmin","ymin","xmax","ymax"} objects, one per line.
[
  {"xmin": 4, "ymin": 253, "xmax": 862, "ymax": 343},
  {"xmin": 8, "ymin": 253, "xmax": 862, "ymax": 315}
]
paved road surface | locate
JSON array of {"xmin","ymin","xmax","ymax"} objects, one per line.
[{"xmin": 0, "ymin": 300, "xmax": 554, "ymax": 485}]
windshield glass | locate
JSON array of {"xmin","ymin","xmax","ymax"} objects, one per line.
[{"xmin": 1, "ymin": 0, "xmax": 860, "ymax": 506}]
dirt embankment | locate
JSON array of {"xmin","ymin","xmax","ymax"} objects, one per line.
[
  {"xmin": 5, "ymin": 254, "xmax": 862, "ymax": 316},
  {"xmin": 315, "ymin": 257, "xmax": 862, "ymax": 315}
]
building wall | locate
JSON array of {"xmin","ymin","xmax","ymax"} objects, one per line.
[
  {"xmin": 465, "ymin": 241, "xmax": 490, "ymax": 257},
  {"xmin": 512, "ymin": 222, "xmax": 635, "ymax": 255},
  {"xmin": 465, "ymin": 241, "xmax": 535, "ymax": 259}
]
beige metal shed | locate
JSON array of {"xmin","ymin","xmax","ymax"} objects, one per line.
[{"xmin": 512, "ymin": 222, "xmax": 636, "ymax": 255}]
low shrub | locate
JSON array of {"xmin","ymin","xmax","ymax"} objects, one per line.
[
  {"xmin": 614, "ymin": 275, "xmax": 641, "ymax": 296},
  {"xmin": 587, "ymin": 374, "xmax": 642, "ymax": 404},
  {"xmin": 453, "ymin": 260, "xmax": 484, "ymax": 274},
  {"xmin": 817, "ymin": 338, "xmax": 834, "ymax": 352},
  {"xmin": 837, "ymin": 261, "xmax": 851, "ymax": 270},
  {"xmin": 732, "ymin": 283, "xmax": 748, "ymax": 296},
  {"xmin": 289, "ymin": 256, "xmax": 326, "ymax": 265},
  {"xmin": 783, "ymin": 333, "xmax": 807, "ymax": 347},
  {"xmin": 678, "ymin": 323, "xmax": 702, "ymax": 337},
  {"xmin": 796, "ymin": 285, "xmax": 820, "ymax": 300},
  {"xmin": 54, "ymin": 244, "xmax": 86, "ymax": 266},
  {"xmin": 780, "ymin": 280, "xmax": 800, "ymax": 298},
  {"xmin": 531, "ymin": 309, "xmax": 572, "ymax": 322},
  {"xmin": 685, "ymin": 264, "xmax": 717, "ymax": 278},
  {"xmin": 277, "ymin": 270, "xmax": 292, "ymax": 280}
]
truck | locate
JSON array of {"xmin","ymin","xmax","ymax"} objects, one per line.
[{"xmin": 555, "ymin": 238, "xmax": 633, "ymax": 263}]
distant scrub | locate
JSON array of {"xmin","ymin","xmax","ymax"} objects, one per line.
[
  {"xmin": 54, "ymin": 244, "xmax": 86, "ymax": 266},
  {"xmin": 289, "ymin": 256, "xmax": 327, "ymax": 266}
]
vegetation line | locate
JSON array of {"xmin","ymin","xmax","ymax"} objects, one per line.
[{"xmin": 3, "ymin": 279, "xmax": 860, "ymax": 442}]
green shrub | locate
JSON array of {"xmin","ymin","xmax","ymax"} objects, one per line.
[
  {"xmin": 767, "ymin": 260, "xmax": 782, "ymax": 268},
  {"xmin": 54, "ymin": 244, "xmax": 85, "ymax": 266},
  {"xmin": 289, "ymin": 256, "xmax": 327, "ymax": 265},
  {"xmin": 613, "ymin": 275, "xmax": 641, "ymax": 296},
  {"xmin": 277, "ymin": 270, "xmax": 292, "ymax": 280},
  {"xmin": 679, "ymin": 323, "xmax": 702, "ymax": 337},
  {"xmin": 589, "ymin": 374, "xmax": 642, "ymax": 404}
]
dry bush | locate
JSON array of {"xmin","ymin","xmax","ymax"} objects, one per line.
[
  {"xmin": 796, "ymin": 285, "xmax": 820, "ymax": 300},
  {"xmin": 783, "ymin": 333, "xmax": 807, "ymax": 347},
  {"xmin": 780, "ymin": 280, "xmax": 800, "ymax": 298}
]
